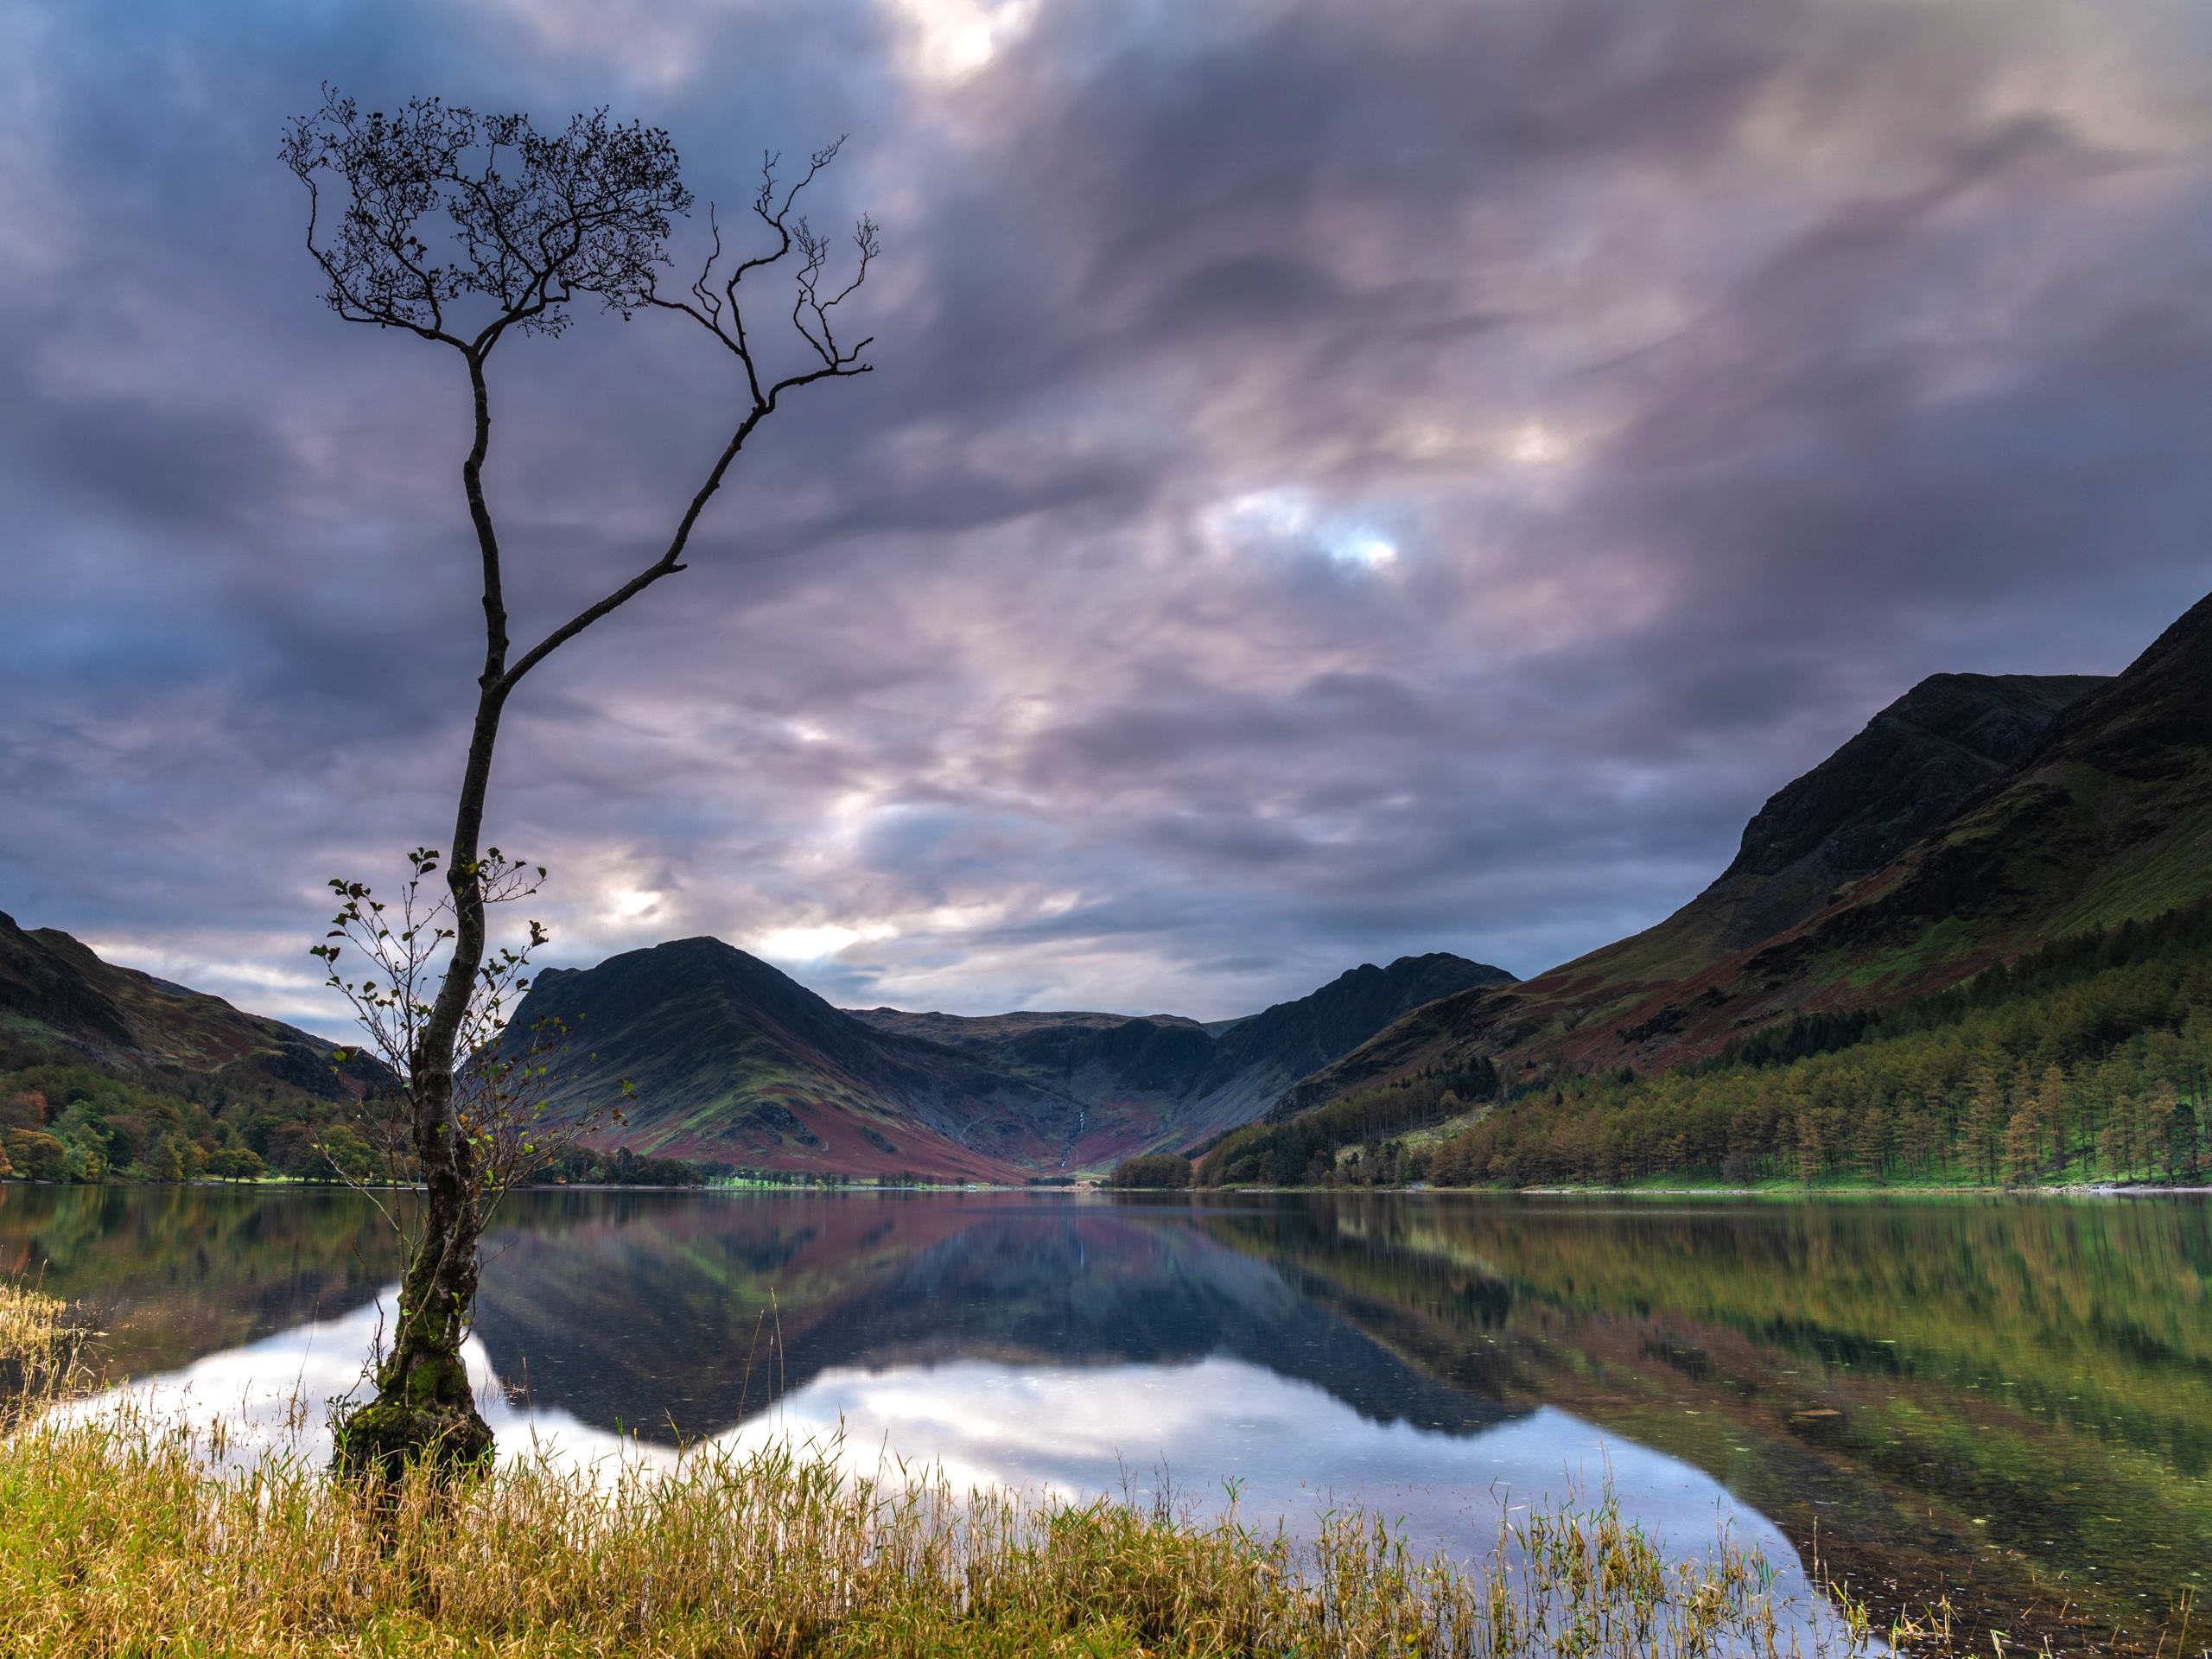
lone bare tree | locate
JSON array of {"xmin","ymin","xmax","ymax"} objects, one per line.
[{"xmin": 283, "ymin": 87, "xmax": 877, "ymax": 1472}]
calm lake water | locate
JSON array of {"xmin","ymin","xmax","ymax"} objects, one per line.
[{"xmin": 6, "ymin": 1185, "xmax": 2208, "ymax": 1652}]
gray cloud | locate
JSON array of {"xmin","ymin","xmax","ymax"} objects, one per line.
[{"xmin": 3, "ymin": 0, "xmax": 2209, "ymax": 1032}]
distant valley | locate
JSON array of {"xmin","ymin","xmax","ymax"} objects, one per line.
[
  {"xmin": 505, "ymin": 944, "xmax": 1513, "ymax": 1178},
  {"xmin": 4, "ymin": 586, "xmax": 2207, "ymax": 1189}
]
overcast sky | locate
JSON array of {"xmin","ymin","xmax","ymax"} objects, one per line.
[{"xmin": 4, "ymin": 0, "xmax": 2210, "ymax": 1035}]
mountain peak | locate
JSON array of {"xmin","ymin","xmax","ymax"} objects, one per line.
[
  {"xmin": 1718, "ymin": 671, "xmax": 2107, "ymax": 893},
  {"xmin": 505, "ymin": 933, "xmax": 1514, "ymax": 1176},
  {"xmin": 1255, "ymin": 587, "xmax": 2212, "ymax": 1123},
  {"xmin": 2024, "ymin": 588, "xmax": 2212, "ymax": 783}
]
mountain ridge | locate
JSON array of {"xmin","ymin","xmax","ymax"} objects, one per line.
[
  {"xmin": 1274, "ymin": 590, "xmax": 2211, "ymax": 1122},
  {"xmin": 16, "ymin": 588, "xmax": 2202, "ymax": 1186},
  {"xmin": 511, "ymin": 944, "xmax": 1514, "ymax": 1176},
  {"xmin": 0, "ymin": 909, "xmax": 387, "ymax": 1100}
]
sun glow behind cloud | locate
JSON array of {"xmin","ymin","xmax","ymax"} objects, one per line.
[
  {"xmin": 1202, "ymin": 489, "xmax": 1402, "ymax": 569},
  {"xmin": 891, "ymin": 0, "xmax": 1039, "ymax": 80},
  {"xmin": 753, "ymin": 922, "xmax": 899, "ymax": 963}
]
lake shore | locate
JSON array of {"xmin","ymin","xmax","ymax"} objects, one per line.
[
  {"xmin": 10, "ymin": 1183, "xmax": 2208, "ymax": 1656},
  {"xmin": 0, "ymin": 1278, "xmax": 1923, "ymax": 1659},
  {"xmin": 1109, "ymin": 1179, "xmax": 2212, "ymax": 1198}
]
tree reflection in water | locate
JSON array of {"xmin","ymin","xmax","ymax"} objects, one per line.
[{"xmin": 9, "ymin": 1184, "xmax": 2209, "ymax": 1653}]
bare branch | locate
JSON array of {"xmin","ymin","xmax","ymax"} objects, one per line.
[
  {"xmin": 518, "ymin": 141, "xmax": 877, "ymax": 690},
  {"xmin": 287, "ymin": 90, "xmax": 878, "ymax": 1466},
  {"xmin": 283, "ymin": 86, "xmax": 691, "ymax": 355}
]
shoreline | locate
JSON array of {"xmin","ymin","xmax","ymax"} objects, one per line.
[
  {"xmin": 1103, "ymin": 1179, "xmax": 2212, "ymax": 1198},
  {"xmin": 12, "ymin": 1175, "xmax": 2210, "ymax": 1200}
]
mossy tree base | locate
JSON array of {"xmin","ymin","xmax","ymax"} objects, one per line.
[
  {"xmin": 332, "ymin": 1330, "xmax": 492, "ymax": 1481},
  {"xmin": 333, "ymin": 1396, "xmax": 493, "ymax": 1482}
]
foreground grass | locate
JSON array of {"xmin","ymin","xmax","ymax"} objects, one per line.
[
  {"xmin": 0, "ymin": 1281, "xmax": 68, "ymax": 1358},
  {"xmin": 0, "ymin": 1281, "xmax": 1979, "ymax": 1658},
  {"xmin": 0, "ymin": 1281, "xmax": 84, "ymax": 1406}
]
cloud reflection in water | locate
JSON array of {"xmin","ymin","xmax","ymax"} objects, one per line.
[{"xmin": 59, "ymin": 1287, "xmax": 1843, "ymax": 1643}]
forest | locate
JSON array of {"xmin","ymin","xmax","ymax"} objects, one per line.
[
  {"xmin": 1109, "ymin": 1153, "xmax": 1194, "ymax": 1188},
  {"xmin": 1204, "ymin": 900, "xmax": 2212, "ymax": 1189},
  {"xmin": 0, "ymin": 1065, "xmax": 704, "ymax": 1189}
]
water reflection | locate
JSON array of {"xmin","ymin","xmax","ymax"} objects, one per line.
[
  {"xmin": 8, "ymin": 1184, "xmax": 2209, "ymax": 1654},
  {"xmin": 468, "ymin": 1192, "xmax": 1519, "ymax": 1440},
  {"xmin": 63, "ymin": 1287, "xmax": 1800, "ymax": 1591}
]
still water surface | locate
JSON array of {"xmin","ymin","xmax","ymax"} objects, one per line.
[{"xmin": 6, "ymin": 1185, "xmax": 2207, "ymax": 1650}]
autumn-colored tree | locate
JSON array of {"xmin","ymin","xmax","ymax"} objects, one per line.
[
  {"xmin": 1793, "ymin": 1106, "xmax": 1826, "ymax": 1184},
  {"xmin": 0, "ymin": 1091, "xmax": 48, "ymax": 1130},
  {"xmin": 2036, "ymin": 1064, "xmax": 2070, "ymax": 1175},
  {"xmin": 4, "ymin": 1129, "xmax": 67, "ymax": 1182},
  {"xmin": 1961, "ymin": 1066, "xmax": 2008, "ymax": 1184},
  {"xmin": 2148, "ymin": 1081, "xmax": 2189, "ymax": 1182},
  {"xmin": 1851, "ymin": 1106, "xmax": 1890, "ymax": 1185},
  {"xmin": 2001, "ymin": 1106, "xmax": 2040, "ymax": 1186}
]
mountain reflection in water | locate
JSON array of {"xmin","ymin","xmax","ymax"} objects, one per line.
[
  {"xmin": 67, "ymin": 1291, "xmax": 1796, "ymax": 1592},
  {"xmin": 9, "ymin": 1184, "xmax": 2210, "ymax": 1654}
]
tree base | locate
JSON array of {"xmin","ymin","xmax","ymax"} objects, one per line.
[{"xmin": 333, "ymin": 1396, "xmax": 494, "ymax": 1482}]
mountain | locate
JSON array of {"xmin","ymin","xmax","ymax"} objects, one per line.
[
  {"xmin": 1279, "ymin": 669, "xmax": 2110, "ymax": 1109},
  {"xmin": 0, "ymin": 903, "xmax": 1512, "ymax": 1182},
  {"xmin": 849, "ymin": 951, "xmax": 1514, "ymax": 1151},
  {"xmin": 511, "ymin": 942, "xmax": 1513, "ymax": 1178},
  {"xmin": 1557, "ymin": 594, "xmax": 2209, "ymax": 1073},
  {"xmin": 1208, "ymin": 953, "xmax": 1512, "ymax": 1084},
  {"xmin": 506, "ymin": 938, "xmax": 1051, "ymax": 1182},
  {"xmin": 1278, "ymin": 589, "xmax": 2210, "ymax": 1116},
  {"xmin": 0, "ymin": 910, "xmax": 385, "ymax": 1098},
  {"xmin": 1576, "ymin": 673, "xmax": 2108, "ymax": 988}
]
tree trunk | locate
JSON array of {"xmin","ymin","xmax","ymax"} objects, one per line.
[
  {"xmin": 334, "ymin": 1067, "xmax": 493, "ymax": 1475},
  {"xmin": 335, "ymin": 683, "xmax": 506, "ymax": 1478}
]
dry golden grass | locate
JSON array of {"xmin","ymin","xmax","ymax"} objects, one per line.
[
  {"xmin": 0, "ymin": 1281, "xmax": 69, "ymax": 1357},
  {"xmin": 0, "ymin": 1281, "xmax": 85, "ymax": 1411},
  {"xmin": 0, "ymin": 1279, "xmax": 2012, "ymax": 1657}
]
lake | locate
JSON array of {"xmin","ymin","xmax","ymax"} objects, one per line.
[{"xmin": 5, "ymin": 1185, "xmax": 2207, "ymax": 1653}]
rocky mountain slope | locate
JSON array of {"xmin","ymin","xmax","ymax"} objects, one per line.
[
  {"xmin": 505, "ymin": 938, "xmax": 1049, "ymax": 1182},
  {"xmin": 1577, "ymin": 673, "xmax": 2107, "ymax": 988},
  {"xmin": 512, "ymin": 943, "xmax": 1512, "ymax": 1178},
  {"xmin": 0, "ymin": 910, "xmax": 385, "ymax": 1099},
  {"xmin": 849, "ymin": 952, "xmax": 1513, "ymax": 1153},
  {"xmin": 1289, "ymin": 589, "xmax": 2209, "ymax": 1108},
  {"xmin": 0, "ymin": 903, "xmax": 1513, "ymax": 1181}
]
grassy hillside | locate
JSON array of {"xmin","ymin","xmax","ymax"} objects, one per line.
[
  {"xmin": 517, "ymin": 943, "xmax": 1512, "ymax": 1179},
  {"xmin": 0, "ymin": 912, "xmax": 387, "ymax": 1102},
  {"xmin": 0, "ymin": 912, "xmax": 413, "ymax": 1189},
  {"xmin": 1567, "ymin": 672, "xmax": 2104, "ymax": 989},
  {"xmin": 1206, "ymin": 899, "xmax": 2212, "ymax": 1189},
  {"xmin": 1268, "ymin": 589, "xmax": 2212, "ymax": 1172},
  {"xmin": 1554, "ymin": 589, "xmax": 2212, "ymax": 1075},
  {"xmin": 510, "ymin": 939, "xmax": 1050, "ymax": 1182}
]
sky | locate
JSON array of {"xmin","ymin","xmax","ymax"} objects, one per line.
[{"xmin": 4, "ymin": 0, "xmax": 2211, "ymax": 1036}]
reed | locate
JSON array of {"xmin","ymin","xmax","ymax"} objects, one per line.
[
  {"xmin": 0, "ymin": 1281, "xmax": 85, "ymax": 1411},
  {"xmin": 0, "ymin": 1281, "xmax": 2018, "ymax": 1658}
]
